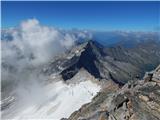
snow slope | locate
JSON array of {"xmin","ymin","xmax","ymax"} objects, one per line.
[{"xmin": 2, "ymin": 71, "xmax": 100, "ymax": 120}]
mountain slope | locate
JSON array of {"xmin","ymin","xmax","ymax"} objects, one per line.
[{"xmin": 67, "ymin": 65, "xmax": 160, "ymax": 120}]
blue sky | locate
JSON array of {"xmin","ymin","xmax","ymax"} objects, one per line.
[{"xmin": 2, "ymin": 1, "xmax": 160, "ymax": 31}]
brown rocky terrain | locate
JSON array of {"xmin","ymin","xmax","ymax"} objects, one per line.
[{"xmin": 66, "ymin": 65, "xmax": 160, "ymax": 120}]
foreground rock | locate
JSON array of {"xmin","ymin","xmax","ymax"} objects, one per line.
[{"xmin": 66, "ymin": 65, "xmax": 160, "ymax": 120}]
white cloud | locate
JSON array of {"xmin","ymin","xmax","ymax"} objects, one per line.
[{"xmin": 2, "ymin": 19, "xmax": 77, "ymax": 66}]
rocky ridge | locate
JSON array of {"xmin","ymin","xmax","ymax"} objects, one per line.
[{"xmin": 66, "ymin": 65, "xmax": 160, "ymax": 120}]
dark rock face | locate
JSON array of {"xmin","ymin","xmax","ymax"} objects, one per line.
[
  {"xmin": 61, "ymin": 41, "xmax": 102, "ymax": 80},
  {"xmin": 67, "ymin": 65, "xmax": 160, "ymax": 120}
]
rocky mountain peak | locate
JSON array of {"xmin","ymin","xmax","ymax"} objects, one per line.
[{"xmin": 61, "ymin": 40, "xmax": 103, "ymax": 80}]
